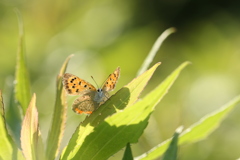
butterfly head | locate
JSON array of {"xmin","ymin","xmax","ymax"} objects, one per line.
[
  {"xmin": 97, "ymin": 88, "xmax": 102, "ymax": 93},
  {"xmin": 94, "ymin": 88, "xmax": 105, "ymax": 103}
]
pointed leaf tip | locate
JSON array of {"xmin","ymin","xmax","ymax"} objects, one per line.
[
  {"xmin": 14, "ymin": 10, "xmax": 31, "ymax": 114},
  {"xmin": 122, "ymin": 143, "xmax": 133, "ymax": 160},
  {"xmin": 46, "ymin": 55, "xmax": 71, "ymax": 160},
  {"xmin": 162, "ymin": 128, "xmax": 180, "ymax": 160},
  {"xmin": 59, "ymin": 54, "xmax": 74, "ymax": 76},
  {"xmin": 21, "ymin": 93, "xmax": 44, "ymax": 160},
  {"xmin": 137, "ymin": 27, "xmax": 175, "ymax": 76}
]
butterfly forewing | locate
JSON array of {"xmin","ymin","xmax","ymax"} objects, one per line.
[
  {"xmin": 102, "ymin": 67, "xmax": 120, "ymax": 92},
  {"xmin": 62, "ymin": 73, "xmax": 97, "ymax": 95}
]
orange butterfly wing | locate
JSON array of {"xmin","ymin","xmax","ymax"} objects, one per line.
[
  {"xmin": 102, "ymin": 67, "xmax": 120, "ymax": 92},
  {"xmin": 62, "ymin": 73, "xmax": 96, "ymax": 95}
]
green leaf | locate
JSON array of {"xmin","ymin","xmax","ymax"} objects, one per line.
[
  {"xmin": 14, "ymin": 9, "xmax": 31, "ymax": 114},
  {"xmin": 20, "ymin": 93, "xmax": 45, "ymax": 160},
  {"xmin": 137, "ymin": 27, "xmax": 176, "ymax": 76},
  {"xmin": 0, "ymin": 90, "xmax": 5, "ymax": 117},
  {"xmin": 122, "ymin": 143, "xmax": 133, "ymax": 160},
  {"xmin": 162, "ymin": 126, "xmax": 183, "ymax": 160},
  {"xmin": 60, "ymin": 62, "xmax": 161, "ymax": 160},
  {"xmin": 0, "ymin": 90, "xmax": 25, "ymax": 160},
  {"xmin": 46, "ymin": 55, "xmax": 73, "ymax": 160},
  {"xmin": 61, "ymin": 62, "xmax": 189, "ymax": 160},
  {"xmin": 5, "ymin": 10, "xmax": 30, "ymax": 148},
  {"xmin": 136, "ymin": 95, "xmax": 240, "ymax": 160},
  {"xmin": 0, "ymin": 90, "xmax": 12, "ymax": 159}
]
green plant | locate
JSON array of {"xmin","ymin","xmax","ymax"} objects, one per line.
[{"xmin": 1, "ymin": 13, "xmax": 240, "ymax": 160}]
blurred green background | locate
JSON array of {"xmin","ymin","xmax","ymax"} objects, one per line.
[{"xmin": 1, "ymin": 0, "xmax": 240, "ymax": 159}]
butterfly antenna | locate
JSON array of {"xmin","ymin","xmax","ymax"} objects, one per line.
[{"xmin": 91, "ymin": 76, "xmax": 100, "ymax": 89}]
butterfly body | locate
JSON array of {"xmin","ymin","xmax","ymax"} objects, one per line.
[
  {"xmin": 62, "ymin": 67, "xmax": 120, "ymax": 114},
  {"xmin": 93, "ymin": 89, "xmax": 108, "ymax": 103}
]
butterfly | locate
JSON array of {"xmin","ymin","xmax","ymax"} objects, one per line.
[{"xmin": 62, "ymin": 67, "xmax": 120, "ymax": 114}]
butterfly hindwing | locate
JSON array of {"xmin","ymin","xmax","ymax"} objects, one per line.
[{"xmin": 72, "ymin": 94, "xmax": 98, "ymax": 114}]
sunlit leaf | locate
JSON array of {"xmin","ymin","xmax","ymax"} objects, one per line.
[
  {"xmin": 60, "ymin": 62, "xmax": 161, "ymax": 160},
  {"xmin": 136, "ymin": 95, "xmax": 240, "ymax": 160},
  {"xmin": 46, "ymin": 55, "xmax": 73, "ymax": 160},
  {"xmin": 61, "ymin": 62, "xmax": 189, "ymax": 160},
  {"xmin": 20, "ymin": 93, "xmax": 45, "ymax": 160}
]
